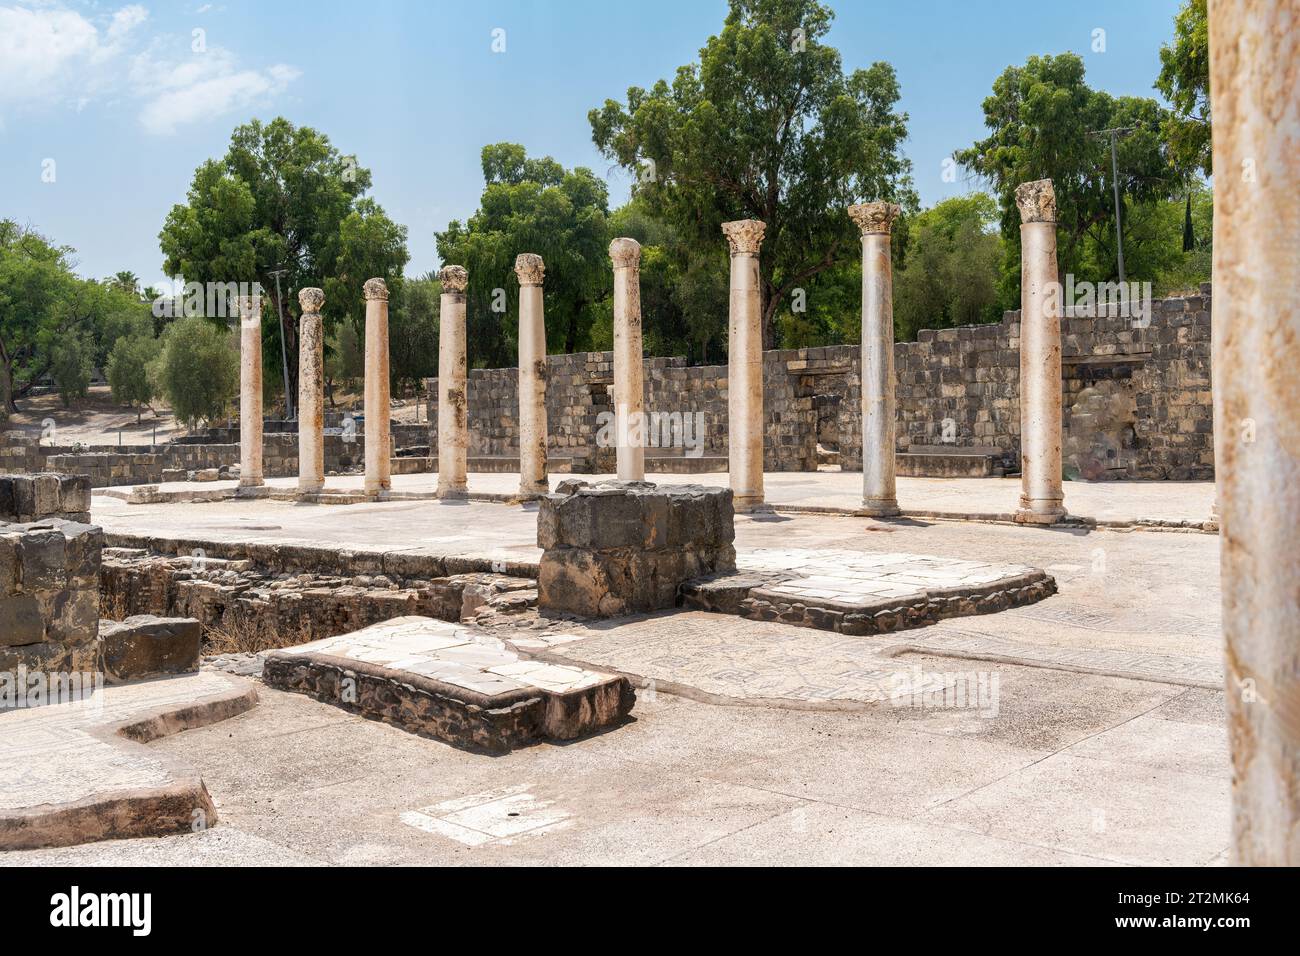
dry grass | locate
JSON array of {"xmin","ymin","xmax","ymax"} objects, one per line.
[{"xmin": 203, "ymin": 615, "xmax": 318, "ymax": 655}]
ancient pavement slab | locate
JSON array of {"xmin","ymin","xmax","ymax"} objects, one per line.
[
  {"xmin": 0, "ymin": 670, "xmax": 257, "ymax": 850},
  {"xmin": 261, "ymin": 616, "xmax": 635, "ymax": 752},
  {"xmin": 682, "ymin": 547, "xmax": 1055, "ymax": 635}
]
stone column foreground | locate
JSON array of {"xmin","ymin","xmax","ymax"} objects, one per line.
[
  {"xmin": 722, "ymin": 219, "xmax": 766, "ymax": 511},
  {"xmin": 610, "ymin": 237, "xmax": 645, "ymax": 481},
  {"xmin": 363, "ymin": 277, "xmax": 391, "ymax": 495},
  {"xmin": 1014, "ymin": 179, "xmax": 1066, "ymax": 524},
  {"xmin": 236, "ymin": 293, "xmax": 264, "ymax": 490},
  {"xmin": 1208, "ymin": 0, "xmax": 1300, "ymax": 867},
  {"xmin": 515, "ymin": 254, "xmax": 549, "ymax": 498},
  {"xmin": 297, "ymin": 288, "xmax": 326, "ymax": 494},
  {"xmin": 849, "ymin": 201, "xmax": 902, "ymax": 516},
  {"xmin": 437, "ymin": 265, "xmax": 470, "ymax": 499}
]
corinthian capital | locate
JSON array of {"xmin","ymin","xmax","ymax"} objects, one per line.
[
  {"xmin": 514, "ymin": 253, "xmax": 545, "ymax": 286},
  {"xmin": 1015, "ymin": 179, "xmax": 1056, "ymax": 223},
  {"xmin": 298, "ymin": 287, "xmax": 325, "ymax": 314},
  {"xmin": 722, "ymin": 219, "xmax": 766, "ymax": 256},
  {"xmin": 848, "ymin": 201, "xmax": 901, "ymax": 236},
  {"xmin": 438, "ymin": 265, "xmax": 468, "ymax": 294},
  {"xmin": 609, "ymin": 237, "xmax": 642, "ymax": 270},
  {"xmin": 362, "ymin": 277, "xmax": 389, "ymax": 301}
]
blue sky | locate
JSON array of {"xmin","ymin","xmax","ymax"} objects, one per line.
[{"xmin": 2, "ymin": 0, "xmax": 1183, "ymax": 287}]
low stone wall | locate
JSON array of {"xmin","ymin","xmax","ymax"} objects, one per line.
[{"xmin": 1, "ymin": 473, "xmax": 91, "ymax": 523}]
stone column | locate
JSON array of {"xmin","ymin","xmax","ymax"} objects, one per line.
[
  {"xmin": 1014, "ymin": 179, "xmax": 1066, "ymax": 524},
  {"xmin": 610, "ymin": 238, "xmax": 645, "ymax": 481},
  {"xmin": 437, "ymin": 265, "xmax": 469, "ymax": 499},
  {"xmin": 722, "ymin": 219, "xmax": 766, "ymax": 511},
  {"xmin": 849, "ymin": 202, "xmax": 902, "ymax": 516},
  {"xmin": 297, "ymin": 288, "xmax": 325, "ymax": 494},
  {"xmin": 515, "ymin": 254, "xmax": 549, "ymax": 498},
  {"xmin": 236, "ymin": 293, "xmax": 263, "ymax": 490},
  {"xmin": 1208, "ymin": 0, "xmax": 1299, "ymax": 867},
  {"xmin": 362, "ymin": 277, "xmax": 391, "ymax": 495}
]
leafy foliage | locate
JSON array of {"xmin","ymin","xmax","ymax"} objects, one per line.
[{"xmin": 151, "ymin": 317, "xmax": 239, "ymax": 429}]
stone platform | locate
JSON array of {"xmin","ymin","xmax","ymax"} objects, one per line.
[
  {"xmin": 262, "ymin": 616, "xmax": 635, "ymax": 752},
  {"xmin": 0, "ymin": 670, "xmax": 256, "ymax": 850},
  {"xmin": 682, "ymin": 548, "xmax": 1054, "ymax": 635}
]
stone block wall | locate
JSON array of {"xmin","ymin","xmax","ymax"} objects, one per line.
[
  {"xmin": 0, "ymin": 474, "xmax": 91, "ymax": 523},
  {"xmin": 426, "ymin": 287, "xmax": 1213, "ymax": 481}
]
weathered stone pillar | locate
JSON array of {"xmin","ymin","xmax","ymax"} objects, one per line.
[
  {"xmin": 610, "ymin": 238, "xmax": 645, "ymax": 481},
  {"xmin": 722, "ymin": 219, "xmax": 766, "ymax": 511},
  {"xmin": 849, "ymin": 202, "xmax": 902, "ymax": 516},
  {"xmin": 515, "ymin": 254, "xmax": 549, "ymax": 498},
  {"xmin": 1014, "ymin": 180, "xmax": 1066, "ymax": 524},
  {"xmin": 362, "ymin": 277, "xmax": 391, "ymax": 495},
  {"xmin": 1208, "ymin": 0, "xmax": 1300, "ymax": 867},
  {"xmin": 437, "ymin": 265, "xmax": 469, "ymax": 499},
  {"xmin": 236, "ymin": 293, "xmax": 263, "ymax": 490},
  {"xmin": 297, "ymin": 288, "xmax": 325, "ymax": 494}
]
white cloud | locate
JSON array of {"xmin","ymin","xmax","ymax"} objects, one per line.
[{"xmin": 0, "ymin": 2, "xmax": 298, "ymax": 135}]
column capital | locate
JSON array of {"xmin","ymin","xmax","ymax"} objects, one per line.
[
  {"xmin": 438, "ymin": 265, "xmax": 468, "ymax": 294},
  {"xmin": 1015, "ymin": 179, "xmax": 1056, "ymax": 223},
  {"xmin": 514, "ymin": 253, "xmax": 545, "ymax": 286},
  {"xmin": 848, "ymin": 201, "xmax": 901, "ymax": 236},
  {"xmin": 362, "ymin": 277, "xmax": 389, "ymax": 301},
  {"xmin": 722, "ymin": 219, "xmax": 765, "ymax": 256},
  {"xmin": 298, "ymin": 287, "xmax": 324, "ymax": 314},
  {"xmin": 235, "ymin": 294, "xmax": 262, "ymax": 319},
  {"xmin": 609, "ymin": 237, "xmax": 642, "ymax": 269}
]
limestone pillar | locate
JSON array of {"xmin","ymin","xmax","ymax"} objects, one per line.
[
  {"xmin": 297, "ymin": 288, "xmax": 325, "ymax": 494},
  {"xmin": 722, "ymin": 219, "xmax": 766, "ymax": 511},
  {"xmin": 515, "ymin": 254, "xmax": 549, "ymax": 497},
  {"xmin": 1207, "ymin": 0, "xmax": 1300, "ymax": 867},
  {"xmin": 849, "ymin": 202, "xmax": 902, "ymax": 516},
  {"xmin": 1014, "ymin": 179, "xmax": 1066, "ymax": 524},
  {"xmin": 236, "ymin": 293, "xmax": 263, "ymax": 490},
  {"xmin": 362, "ymin": 277, "xmax": 391, "ymax": 495},
  {"xmin": 610, "ymin": 238, "xmax": 645, "ymax": 480},
  {"xmin": 437, "ymin": 265, "xmax": 469, "ymax": 499}
]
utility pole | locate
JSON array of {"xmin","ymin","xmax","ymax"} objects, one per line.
[
  {"xmin": 267, "ymin": 268, "xmax": 294, "ymax": 420},
  {"xmin": 1087, "ymin": 126, "xmax": 1135, "ymax": 285}
]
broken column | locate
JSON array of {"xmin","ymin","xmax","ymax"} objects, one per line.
[
  {"xmin": 237, "ymin": 293, "xmax": 263, "ymax": 490},
  {"xmin": 363, "ymin": 277, "xmax": 391, "ymax": 496},
  {"xmin": 538, "ymin": 479, "xmax": 736, "ymax": 617},
  {"xmin": 515, "ymin": 254, "xmax": 548, "ymax": 498},
  {"xmin": 849, "ymin": 201, "xmax": 902, "ymax": 516},
  {"xmin": 1207, "ymin": 0, "xmax": 1300, "ymax": 867},
  {"xmin": 610, "ymin": 238, "xmax": 645, "ymax": 481},
  {"xmin": 437, "ymin": 265, "xmax": 470, "ymax": 499},
  {"xmin": 722, "ymin": 219, "xmax": 766, "ymax": 511},
  {"xmin": 297, "ymin": 288, "xmax": 326, "ymax": 494},
  {"xmin": 1014, "ymin": 180, "xmax": 1066, "ymax": 524}
]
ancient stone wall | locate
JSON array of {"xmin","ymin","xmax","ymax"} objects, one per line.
[{"xmin": 426, "ymin": 287, "xmax": 1213, "ymax": 481}]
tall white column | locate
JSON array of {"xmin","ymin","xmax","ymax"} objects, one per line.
[
  {"xmin": 1014, "ymin": 179, "xmax": 1067, "ymax": 524},
  {"xmin": 297, "ymin": 288, "xmax": 325, "ymax": 494},
  {"xmin": 722, "ymin": 219, "xmax": 766, "ymax": 511},
  {"xmin": 515, "ymin": 254, "xmax": 549, "ymax": 498},
  {"xmin": 236, "ymin": 293, "xmax": 263, "ymax": 490},
  {"xmin": 610, "ymin": 237, "xmax": 645, "ymax": 481},
  {"xmin": 437, "ymin": 265, "xmax": 469, "ymax": 499},
  {"xmin": 1208, "ymin": 0, "xmax": 1300, "ymax": 867},
  {"xmin": 362, "ymin": 277, "xmax": 391, "ymax": 496},
  {"xmin": 849, "ymin": 201, "xmax": 901, "ymax": 516}
]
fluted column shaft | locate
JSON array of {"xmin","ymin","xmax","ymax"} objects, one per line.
[
  {"xmin": 437, "ymin": 265, "xmax": 469, "ymax": 499},
  {"xmin": 723, "ymin": 220, "xmax": 766, "ymax": 511},
  {"xmin": 610, "ymin": 238, "xmax": 645, "ymax": 481},
  {"xmin": 297, "ymin": 288, "xmax": 325, "ymax": 493},
  {"xmin": 515, "ymin": 254, "xmax": 549, "ymax": 497},
  {"xmin": 363, "ymin": 278, "xmax": 391, "ymax": 495}
]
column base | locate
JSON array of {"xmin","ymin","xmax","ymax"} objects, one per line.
[
  {"xmin": 860, "ymin": 498, "xmax": 900, "ymax": 517},
  {"xmin": 733, "ymin": 497, "xmax": 771, "ymax": 514},
  {"xmin": 518, "ymin": 480, "xmax": 550, "ymax": 499},
  {"xmin": 1015, "ymin": 498, "xmax": 1067, "ymax": 525},
  {"xmin": 237, "ymin": 477, "xmax": 264, "ymax": 488},
  {"xmin": 437, "ymin": 486, "xmax": 469, "ymax": 501},
  {"xmin": 364, "ymin": 481, "xmax": 391, "ymax": 497},
  {"xmin": 298, "ymin": 479, "xmax": 325, "ymax": 494}
]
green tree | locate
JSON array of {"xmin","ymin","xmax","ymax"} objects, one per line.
[
  {"xmin": 152, "ymin": 317, "xmax": 239, "ymax": 429},
  {"xmin": 107, "ymin": 333, "xmax": 160, "ymax": 422},
  {"xmin": 388, "ymin": 274, "xmax": 440, "ymax": 394},
  {"xmin": 159, "ymin": 117, "xmax": 409, "ymax": 400},
  {"xmin": 956, "ymin": 53, "xmax": 1176, "ymax": 288},
  {"xmin": 1156, "ymin": 0, "xmax": 1211, "ymax": 178},
  {"xmin": 436, "ymin": 143, "xmax": 611, "ymax": 366},
  {"xmin": 325, "ymin": 321, "xmax": 363, "ymax": 406},
  {"xmin": 0, "ymin": 221, "xmax": 78, "ymax": 414},
  {"xmin": 894, "ymin": 194, "xmax": 1006, "ymax": 341},
  {"xmin": 49, "ymin": 330, "xmax": 94, "ymax": 407},
  {"xmin": 590, "ymin": 0, "xmax": 914, "ymax": 349}
]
